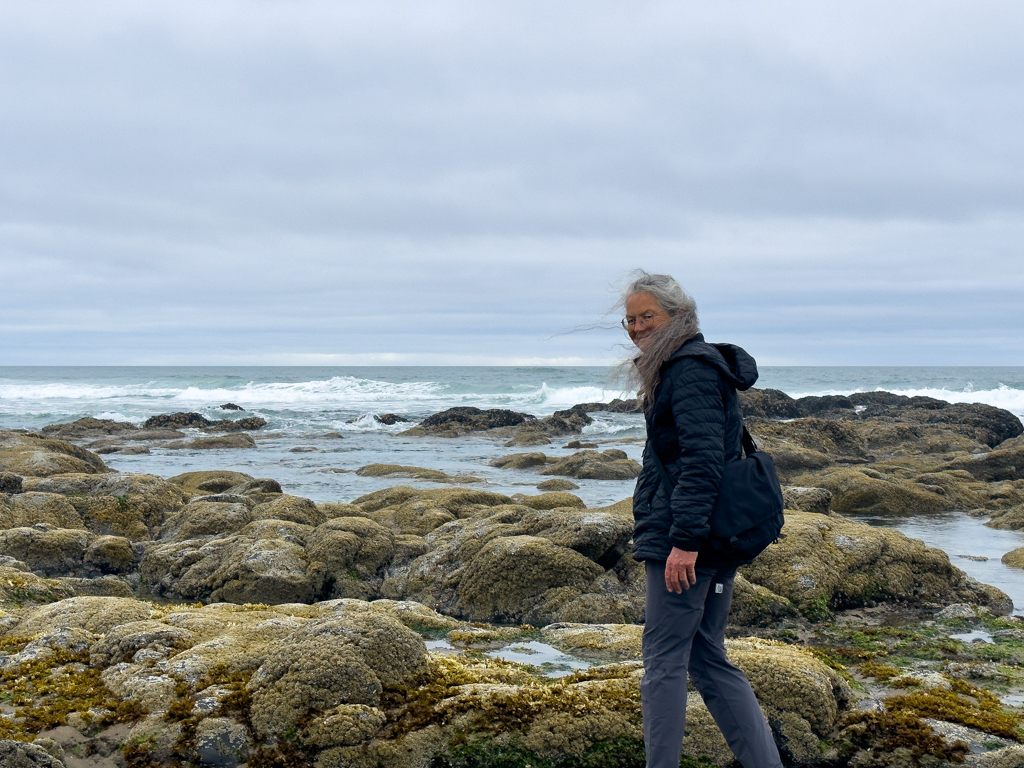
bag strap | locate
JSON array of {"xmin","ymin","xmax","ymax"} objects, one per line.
[
  {"xmin": 648, "ymin": 415, "xmax": 757, "ymax": 495},
  {"xmin": 741, "ymin": 425, "xmax": 758, "ymax": 457}
]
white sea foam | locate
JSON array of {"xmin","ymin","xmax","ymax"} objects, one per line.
[{"xmin": 0, "ymin": 376, "xmax": 627, "ymax": 417}]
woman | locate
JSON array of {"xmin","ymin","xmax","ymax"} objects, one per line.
[{"xmin": 621, "ymin": 271, "xmax": 782, "ymax": 768}]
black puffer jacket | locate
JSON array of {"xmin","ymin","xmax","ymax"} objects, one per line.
[{"xmin": 631, "ymin": 333, "xmax": 759, "ymax": 564}]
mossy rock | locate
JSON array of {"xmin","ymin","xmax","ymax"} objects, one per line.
[
  {"xmin": 159, "ymin": 500, "xmax": 255, "ymax": 542},
  {"xmin": 166, "ymin": 470, "xmax": 258, "ymax": 497},
  {"xmin": 510, "ymin": 492, "xmax": 586, "ymax": 511},
  {"xmin": 538, "ymin": 450, "xmax": 641, "ymax": 480},
  {"xmin": 0, "ymin": 431, "xmax": 108, "ymax": 478},
  {"xmin": 0, "ymin": 492, "xmax": 85, "ymax": 531},
  {"xmin": 455, "ymin": 535, "xmax": 604, "ymax": 623},
  {"xmin": 252, "ymin": 494, "xmax": 326, "ymax": 527},
  {"xmin": 740, "ymin": 511, "xmax": 1011, "ymax": 619},
  {"xmin": 729, "ymin": 574, "xmax": 799, "ymax": 626},
  {"xmin": 24, "ymin": 472, "xmax": 188, "ymax": 540},
  {"xmin": 791, "ymin": 466, "xmax": 952, "ymax": 516},
  {"xmin": 987, "ymin": 504, "xmax": 1024, "ymax": 531},
  {"xmin": 306, "ymin": 517, "xmax": 396, "ymax": 599},
  {"xmin": 536, "ymin": 479, "xmax": 580, "ymax": 492},
  {"xmin": 1001, "ymin": 547, "xmax": 1024, "ymax": 569},
  {"xmin": 0, "ymin": 566, "xmax": 76, "ymax": 609},
  {"xmin": 246, "ymin": 612, "xmax": 427, "ymax": 740},
  {"xmin": 165, "ymin": 433, "xmax": 257, "ymax": 450},
  {"xmin": 355, "ymin": 464, "xmax": 480, "ymax": 484},
  {"xmin": 13, "ymin": 596, "xmax": 154, "ymax": 636},
  {"xmin": 140, "ymin": 521, "xmax": 320, "ymax": 605}
]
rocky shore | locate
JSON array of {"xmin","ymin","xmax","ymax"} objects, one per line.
[{"xmin": 0, "ymin": 391, "xmax": 1022, "ymax": 767}]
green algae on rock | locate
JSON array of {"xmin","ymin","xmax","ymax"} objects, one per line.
[
  {"xmin": 740, "ymin": 510, "xmax": 1012, "ymax": 620},
  {"xmin": 0, "ymin": 431, "xmax": 109, "ymax": 478}
]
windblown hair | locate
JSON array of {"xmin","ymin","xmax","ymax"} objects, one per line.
[{"xmin": 615, "ymin": 270, "xmax": 701, "ymax": 410}]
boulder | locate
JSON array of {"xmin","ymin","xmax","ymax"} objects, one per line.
[
  {"xmin": 245, "ymin": 612, "xmax": 427, "ymax": 740},
  {"xmin": 400, "ymin": 407, "xmax": 536, "ymax": 437},
  {"xmin": 740, "ymin": 510, "xmax": 1012, "ymax": 619},
  {"xmin": 220, "ymin": 403, "xmax": 245, "ymax": 411},
  {"xmin": 0, "ymin": 526, "xmax": 136, "ymax": 577},
  {"xmin": 539, "ymin": 449, "xmax": 641, "ymax": 480},
  {"xmin": 455, "ymin": 535, "xmax": 605, "ymax": 624},
  {"xmin": 739, "ymin": 388, "xmax": 803, "ymax": 420},
  {"xmin": 355, "ymin": 464, "xmax": 481, "ymax": 484},
  {"xmin": 140, "ymin": 520, "xmax": 320, "ymax": 604},
  {"xmin": 166, "ymin": 470, "xmax": 258, "ymax": 497},
  {"xmin": 782, "ymin": 486, "xmax": 833, "ymax": 515},
  {"xmin": 55, "ymin": 575, "xmax": 134, "ymax": 598},
  {"xmin": 0, "ymin": 472, "xmax": 23, "ymax": 494},
  {"xmin": 22, "ymin": 472, "xmax": 187, "ymax": 540},
  {"xmin": 0, "ymin": 431, "xmax": 108, "ymax": 477},
  {"xmin": 1001, "ymin": 547, "xmax": 1024, "ymax": 569},
  {"xmin": 12, "ymin": 596, "xmax": 154, "ymax": 637},
  {"xmin": 205, "ymin": 416, "xmax": 267, "ymax": 432},
  {"xmin": 0, "ymin": 492, "xmax": 85, "ymax": 530},
  {"xmin": 305, "ymin": 517, "xmax": 396, "ymax": 599},
  {"xmin": 536, "ymin": 479, "xmax": 580, "ymax": 491},
  {"xmin": 40, "ymin": 417, "xmax": 139, "ymax": 439},
  {"xmin": 985, "ymin": 503, "xmax": 1024, "ymax": 531},
  {"xmin": 510, "ymin": 492, "xmax": 586, "ymax": 511},
  {"xmin": 790, "ymin": 466, "xmax": 953, "ymax": 516},
  {"xmin": 165, "ymin": 433, "xmax": 257, "ymax": 450},
  {"xmin": 944, "ymin": 442, "xmax": 1024, "ymax": 482},
  {"xmin": 492, "ymin": 452, "xmax": 549, "ymax": 470},
  {"xmin": 159, "ymin": 500, "xmax": 255, "ymax": 542},
  {"xmin": 0, "ymin": 566, "xmax": 76, "ymax": 609},
  {"xmin": 0, "ymin": 739, "xmax": 65, "ymax": 767},
  {"xmin": 375, "ymin": 413, "xmax": 409, "ymax": 425},
  {"xmin": 143, "ymin": 412, "xmax": 211, "ymax": 429},
  {"xmin": 729, "ymin": 574, "xmax": 800, "ymax": 626},
  {"xmin": 252, "ymin": 494, "xmax": 326, "ymax": 527}
]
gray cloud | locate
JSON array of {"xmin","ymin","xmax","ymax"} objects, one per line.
[{"xmin": 1, "ymin": 1, "xmax": 1022, "ymax": 365}]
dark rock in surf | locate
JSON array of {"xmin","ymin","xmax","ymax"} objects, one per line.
[
  {"xmin": 144, "ymin": 412, "xmax": 211, "ymax": 429},
  {"xmin": 375, "ymin": 413, "xmax": 410, "ymax": 425},
  {"xmin": 220, "ymin": 403, "xmax": 245, "ymax": 411},
  {"xmin": 402, "ymin": 407, "xmax": 536, "ymax": 436},
  {"xmin": 206, "ymin": 416, "xmax": 268, "ymax": 432}
]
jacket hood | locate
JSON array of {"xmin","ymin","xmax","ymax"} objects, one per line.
[{"xmin": 665, "ymin": 333, "xmax": 759, "ymax": 391}]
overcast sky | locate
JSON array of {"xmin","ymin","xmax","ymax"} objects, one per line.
[{"xmin": 1, "ymin": 1, "xmax": 1022, "ymax": 366}]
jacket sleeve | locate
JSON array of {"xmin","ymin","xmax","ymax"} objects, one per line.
[{"xmin": 666, "ymin": 358, "xmax": 725, "ymax": 551}]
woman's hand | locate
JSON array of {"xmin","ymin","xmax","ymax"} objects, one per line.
[{"xmin": 665, "ymin": 547, "xmax": 698, "ymax": 593}]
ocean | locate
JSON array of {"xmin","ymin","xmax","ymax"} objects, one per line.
[{"xmin": 2, "ymin": 365, "xmax": 1024, "ymax": 611}]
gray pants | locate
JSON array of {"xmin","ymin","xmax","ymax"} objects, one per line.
[{"xmin": 642, "ymin": 562, "xmax": 782, "ymax": 768}]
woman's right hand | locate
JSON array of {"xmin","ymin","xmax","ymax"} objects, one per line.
[{"xmin": 664, "ymin": 546, "xmax": 698, "ymax": 593}]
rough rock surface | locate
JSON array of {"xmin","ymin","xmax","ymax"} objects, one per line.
[
  {"xmin": 1001, "ymin": 547, "xmax": 1024, "ymax": 569},
  {"xmin": 494, "ymin": 449, "xmax": 641, "ymax": 480},
  {"xmin": 40, "ymin": 417, "xmax": 139, "ymax": 439},
  {"xmin": 166, "ymin": 433, "xmax": 257, "ymax": 450},
  {"xmin": 0, "ymin": 431, "xmax": 109, "ymax": 477},
  {"xmin": 740, "ymin": 510, "xmax": 1012, "ymax": 619},
  {"xmin": 22, "ymin": 472, "xmax": 187, "ymax": 539},
  {"xmin": 401, "ymin": 406, "xmax": 537, "ymax": 437}
]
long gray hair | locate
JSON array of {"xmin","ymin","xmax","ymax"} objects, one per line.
[{"xmin": 615, "ymin": 270, "xmax": 701, "ymax": 410}]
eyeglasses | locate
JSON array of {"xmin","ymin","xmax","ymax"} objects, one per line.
[{"xmin": 621, "ymin": 312, "xmax": 662, "ymax": 330}]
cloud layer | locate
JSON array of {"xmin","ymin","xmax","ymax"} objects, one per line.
[{"xmin": 2, "ymin": 1, "xmax": 1022, "ymax": 365}]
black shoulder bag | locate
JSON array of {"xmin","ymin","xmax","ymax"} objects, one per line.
[{"xmin": 649, "ymin": 424, "xmax": 785, "ymax": 562}]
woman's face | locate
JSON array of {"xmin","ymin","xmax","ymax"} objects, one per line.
[{"xmin": 625, "ymin": 292, "xmax": 671, "ymax": 350}]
